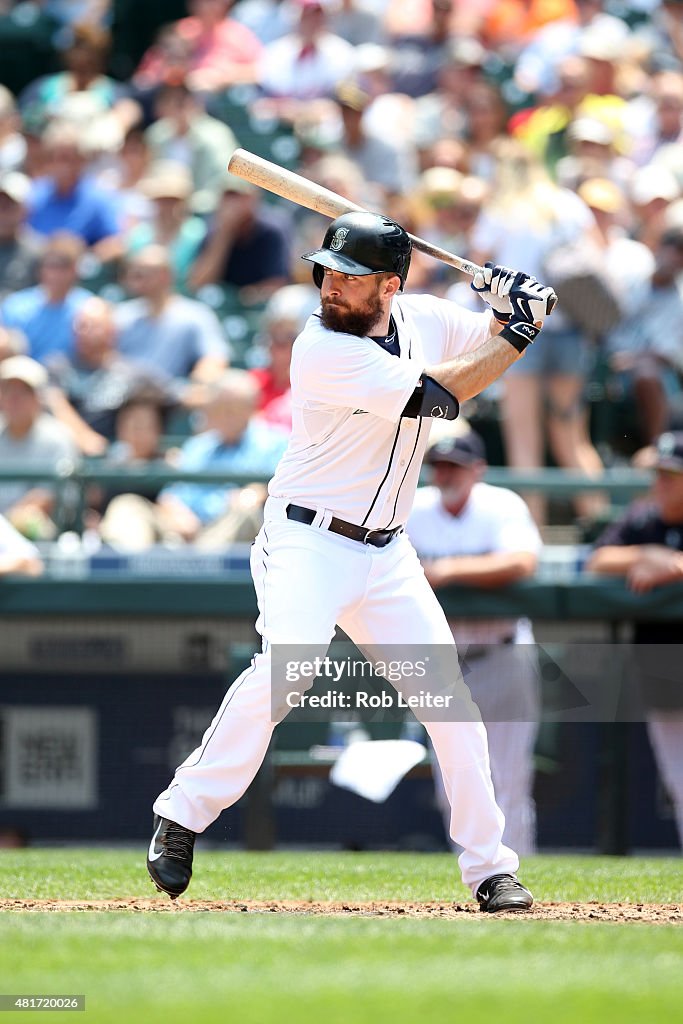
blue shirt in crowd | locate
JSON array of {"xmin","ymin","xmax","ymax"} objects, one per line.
[
  {"xmin": 0, "ymin": 285, "xmax": 92, "ymax": 363},
  {"xmin": 115, "ymin": 296, "xmax": 230, "ymax": 380},
  {"xmin": 162, "ymin": 423, "xmax": 288, "ymax": 524},
  {"xmin": 28, "ymin": 177, "xmax": 122, "ymax": 246}
]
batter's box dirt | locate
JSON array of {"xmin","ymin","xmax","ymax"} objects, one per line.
[{"xmin": 1, "ymin": 900, "xmax": 681, "ymax": 923}]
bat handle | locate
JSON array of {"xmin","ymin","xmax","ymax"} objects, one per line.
[
  {"xmin": 406, "ymin": 232, "xmax": 484, "ymax": 278},
  {"xmin": 429, "ymin": 242, "xmax": 559, "ymax": 315},
  {"xmin": 451, "ymin": 259, "xmax": 484, "ymax": 278}
]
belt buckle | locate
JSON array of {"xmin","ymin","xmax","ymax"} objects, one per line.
[{"xmin": 363, "ymin": 528, "xmax": 382, "ymax": 545}]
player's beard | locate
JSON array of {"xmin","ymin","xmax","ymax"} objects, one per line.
[{"xmin": 320, "ymin": 282, "xmax": 384, "ymax": 337}]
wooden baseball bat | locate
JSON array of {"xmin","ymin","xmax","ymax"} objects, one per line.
[
  {"xmin": 227, "ymin": 148, "xmax": 483, "ymax": 277},
  {"xmin": 226, "ymin": 148, "xmax": 557, "ymax": 313}
]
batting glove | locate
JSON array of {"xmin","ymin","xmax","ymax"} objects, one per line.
[
  {"xmin": 471, "ymin": 263, "xmax": 532, "ymax": 323},
  {"xmin": 500, "ymin": 275, "xmax": 559, "ymax": 353}
]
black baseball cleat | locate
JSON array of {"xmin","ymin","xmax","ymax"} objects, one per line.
[
  {"xmin": 476, "ymin": 874, "xmax": 534, "ymax": 913},
  {"xmin": 147, "ymin": 815, "xmax": 196, "ymax": 900}
]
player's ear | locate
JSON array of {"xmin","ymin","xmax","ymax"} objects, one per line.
[{"xmin": 381, "ymin": 273, "xmax": 401, "ymax": 298}]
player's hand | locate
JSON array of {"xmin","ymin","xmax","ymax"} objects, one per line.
[
  {"xmin": 508, "ymin": 275, "xmax": 557, "ymax": 324},
  {"xmin": 471, "ymin": 263, "xmax": 532, "ymax": 324},
  {"xmin": 500, "ymin": 275, "xmax": 558, "ymax": 352}
]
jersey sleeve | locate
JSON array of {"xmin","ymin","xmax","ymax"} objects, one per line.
[
  {"xmin": 439, "ymin": 302, "xmax": 495, "ymax": 362},
  {"xmin": 488, "ymin": 491, "xmax": 543, "ymax": 555},
  {"xmin": 592, "ymin": 502, "xmax": 653, "ymax": 548},
  {"xmin": 398, "ymin": 294, "xmax": 493, "ymax": 363},
  {"xmin": 294, "ymin": 330, "xmax": 423, "ymax": 421}
]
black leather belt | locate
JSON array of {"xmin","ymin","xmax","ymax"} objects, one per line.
[{"xmin": 286, "ymin": 504, "xmax": 402, "ymax": 548}]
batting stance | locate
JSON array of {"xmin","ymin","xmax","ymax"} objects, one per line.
[{"xmin": 148, "ymin": 212, "xmax": 555, "ymax": 912}]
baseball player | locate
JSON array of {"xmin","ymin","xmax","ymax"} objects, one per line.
[
  {"xmin": 147, "ymin": 213, "xmax": 555, "ymax": 912},
  {"xmin": 406, "ymin": 429, "xmax": 542, "ymax": 855}
]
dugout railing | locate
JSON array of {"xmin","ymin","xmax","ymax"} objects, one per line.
[{"xmin": 0, "ymin": 463, "xmax": 655, "ymax": 536}]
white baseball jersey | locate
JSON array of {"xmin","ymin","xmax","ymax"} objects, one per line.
[
  {"xmin": 407, "ymin": 482, "xmax": 542, "ymax": 644},
  {"xmin": 269, "ymin": 295, "xmax": 495, "ymax": 530}
]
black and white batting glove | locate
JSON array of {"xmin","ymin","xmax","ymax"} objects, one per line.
[
  {"xmin": 500, "ymin": 275, "xmax": 558, "ymax": 353},
  {"xmin": 471, "ymin": 262, "xmax": 532, "ymax": 324}
]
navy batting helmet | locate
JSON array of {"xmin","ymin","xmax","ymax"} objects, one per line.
[{"xmin": 301, "ymin": 212, "xmax": 412, "ymax": 290}]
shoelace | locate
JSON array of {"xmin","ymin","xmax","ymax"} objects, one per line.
[
  {"xmin": 478, "ymin": 875, "xmax": 522, "ymax": 901},
  {"xmin": 162, "ymin": 823, "xmax": 195, "ymax": 861}
]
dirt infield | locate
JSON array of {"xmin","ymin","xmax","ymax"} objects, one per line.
[{"xmin": 1, "ymin": 900, "xmax": 681, "ymax": 923}]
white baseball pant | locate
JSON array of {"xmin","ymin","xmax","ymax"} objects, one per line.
[{"xmin": 154, "ymin": 497, "xmax": 520, "ymax": 891}]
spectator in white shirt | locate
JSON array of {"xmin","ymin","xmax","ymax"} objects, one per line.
[
  {"xmin": 0, "ymin": 355, "xmax": 78, "ymax": 540},
  {"xmin": 259, "ymin": 0, "xmax": 356, "ymax": 107},
  {"xmin": 407, "ymin": 429, "xmax": 543, "ymax": 855}
]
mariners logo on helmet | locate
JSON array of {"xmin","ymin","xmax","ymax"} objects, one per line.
[
  {"xmin": 330, "ymin": 227, "xmax": 349, "ymax": 251},
  {"xmin": 301, "ymin": 211, "xmax": 412, "ymax": 290}
]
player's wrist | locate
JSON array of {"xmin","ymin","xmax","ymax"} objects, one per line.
[{"xmin": 500, "ymin": 317, "xmax": 541, "ymax": 353}]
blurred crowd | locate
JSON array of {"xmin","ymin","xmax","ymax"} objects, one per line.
[{"xmin": 2, "ymin": 0, "xmax": 683, "ymax": 554}]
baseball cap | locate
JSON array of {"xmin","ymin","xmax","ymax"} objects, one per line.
[
  {"xmin": 0, "ymin": 171, "xmax": 31, "ymax": 206},
  {"xmin": 568, "ymin": 117, "xmax": 615, "ymax": 146},
  {"xmin": 354, "ymin": 43, "xmax": 391, "ymax": 74},
  {"xmin": 426, "ymin": 430, "xmax": 487, "ymax": 467},
  {"xmin": 335, "ymin": 80, "xmax": 371, "ymax": 112},
  {"xmin": 579, "ymin": 27, "xmax": 624, "ymax": 62},
  {"xmin": 140, "ymin": 161, "xmax": 193, "ymax": 201},
  {"xmin": 654, "ymin": 431, "xmax": 683, "ymax": 471},
  {"xmin": 419, "ymin": 166, "xmax": 464, "ymax": 203},
  {"xmin": 0, "ymin": 355, "xmax": 48, "ymax": 391},
  {"xmin": 578, "ymin": 177, "xmax": 623, "ymax": 214},
  {"xmin": 664, "ymin": 198, "xmax": 683, "ymax": 232},
  {"xmin": 630, "ymin": 165, "xmax": 680, "ymax": 206},
  {"xmin": 448, "ymin": 37, "xmax": 487, "ymax": 68},
  {"xmin": 263, "ymin": 284, "xmax": 319, "ymax": 330}
]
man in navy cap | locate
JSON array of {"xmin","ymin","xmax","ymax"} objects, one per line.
[
  {"xmin": 587, "ymin": 430, "xmax": 683, "ymax": 846},
  {"xmin": 407, "ymin": 428, "xmax": 543, "ymax": 854}
]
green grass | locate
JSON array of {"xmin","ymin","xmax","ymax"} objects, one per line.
[
  {"xmin": 0, "ymin": 852, "xmax": 682, "ymax": 1024},
  {"xmin": 0, "ymin": 849, "xmax": 681, "ymax": 903}
]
